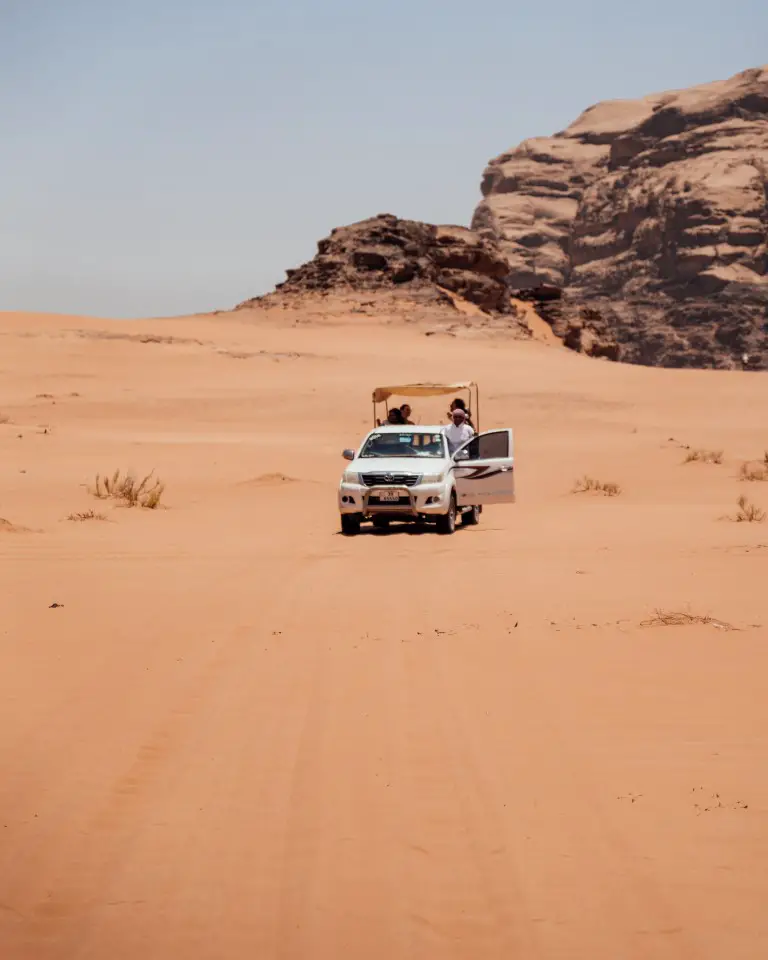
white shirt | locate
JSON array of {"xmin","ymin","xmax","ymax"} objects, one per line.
[{"xmin": 444, "ymin": 422, "xmax": 474, "ymax": 454}]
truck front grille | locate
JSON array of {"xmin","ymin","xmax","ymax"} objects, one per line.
[{"xmin": 362, "ymin": 473, "xmax": 419, "ymax": 487}]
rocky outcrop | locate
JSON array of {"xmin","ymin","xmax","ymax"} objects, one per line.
[
  {"xmin": 240, "ymin": 214, "xmax": 515, "ymax": 315},
  {"xmin": 473, "ymin": 65, "xmax": 768, "ymax": 368}
]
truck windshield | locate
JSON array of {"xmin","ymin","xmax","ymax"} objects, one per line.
[{"xmin": 360, "ymin": 432, "xmax": 446, "ymax": 458}]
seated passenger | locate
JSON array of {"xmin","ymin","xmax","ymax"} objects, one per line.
[
  {"xmin": 377, "ymin": 407, "xmax": 405, "ymax": 426},
  {"xmin": 444, "ymin": 407, "xmax": 474, "ymax": 454},
  {"xmin": 399, "ymin": 403, "xmax": 415, "ymax": 425}
]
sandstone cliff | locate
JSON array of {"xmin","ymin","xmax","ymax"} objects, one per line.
[
  {"xmin": 473, "ymin": 65, "xmax": 768, "ymax": 369},
  {"xmin": 239, "ymin": 214, "xmax": 516, "ymax": 316}
]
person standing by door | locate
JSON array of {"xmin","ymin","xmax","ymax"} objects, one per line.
[{"xmin": 444, "ymin": 407, "xmax": 474, "ymax": 454}]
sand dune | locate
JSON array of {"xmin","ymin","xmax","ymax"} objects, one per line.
[{"xmin": 1, "ymin": 305, "xmax": 767, "ymax": 958}]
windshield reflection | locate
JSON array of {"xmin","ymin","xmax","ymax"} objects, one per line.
[{"xmin": 360, "ymin": 432, "xmax": 447, "ymax": 458}]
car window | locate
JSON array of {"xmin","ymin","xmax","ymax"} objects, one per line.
[
  {"xmin": 461, "ymin": 431, "xmax": 509, "ymax": 460},
  {"xmin": 360, "ymin": 432, "xmax": 447, "ymax": 458}
]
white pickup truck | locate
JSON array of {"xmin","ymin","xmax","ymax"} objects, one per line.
[{"xmin": 338, "ymin": 382, "xmax": 515, "ymax": 535}]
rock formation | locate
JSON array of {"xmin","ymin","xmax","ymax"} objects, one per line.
[
  {"xmin": 239, "ymin": 214, "xmax": 515, "ymax": 315},
  {"xmin": 473, "ymin": 65, "xmax": 768, "ymax": 369}
]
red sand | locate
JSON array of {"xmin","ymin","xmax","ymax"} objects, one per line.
[{"xmin": 1, "ymin": 305, "xmax": 767, "ymax": 958}]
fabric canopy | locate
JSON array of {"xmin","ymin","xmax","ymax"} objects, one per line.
[{"xmin": 372, "ymin": 382, "xmax": 475, "ymax": 403}]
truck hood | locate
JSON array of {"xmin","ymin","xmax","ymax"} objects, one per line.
[{"xmin": 350, "ymin": 456, "xmax": 449, "ymax": 475}]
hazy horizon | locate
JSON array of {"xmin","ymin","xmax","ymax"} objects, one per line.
[{"xmin": 2, "ymin": 0, "xmax": 764, "ymax": 318}]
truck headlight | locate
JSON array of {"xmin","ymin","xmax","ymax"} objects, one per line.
[
  {"xmin": 343, "ymin": 470, "xmax": 359, "ymax": 484},
  {"xmin": 420, "ymin": 471, "xmax": 445, "ymax": 484}
]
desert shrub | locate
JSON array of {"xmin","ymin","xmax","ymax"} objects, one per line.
[
  {"xmin": 684, "ymin": 449, "xmax": 723, "ymax": 464},
  {"xmin": 738, "ymin": 461, "xmax": 768, "ymax": 482},
  {"xmin": 89, "ymin": 469, "xmax": 165, "ymax": 509},
  {"xmin": 572, "ymin": 475, "xmax": 622, "ymax": 496},
  {"xmin": 67, "ymin": 510, "xmax": 107, "ymax": 521},
  {"xmin": 640, "ymin": 609, "xmax": 733, "ymax": 630},
  {"xmin": 733, "ymin": 495, "xmax": 766, "ymax": 523}
]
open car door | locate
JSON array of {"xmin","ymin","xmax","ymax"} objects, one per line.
[{"xmin": 453, "ymin": 429, "xmax": 515, "ymax": 506}]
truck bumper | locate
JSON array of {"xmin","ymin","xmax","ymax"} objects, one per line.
[{"xmin": 338, "ymin": 483, "xmax": 450, "ymax": 518}]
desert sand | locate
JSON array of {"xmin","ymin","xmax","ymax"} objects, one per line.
[{"xmin": 1, "ymin": 303, "xmax": 767, "ymax": 959}]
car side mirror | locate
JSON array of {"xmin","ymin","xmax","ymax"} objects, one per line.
[
  {"xmin": 454, "ymin": 449, "xmax": 469, "ymax": 461},
  {"xmin": 342, "ymin": 448, "xmax": 355, "ymax": 461}
]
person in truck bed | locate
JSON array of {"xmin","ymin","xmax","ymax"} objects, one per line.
[{"xmin": 377, "ymin": 407, "xmax": 405, "ymax": 426}]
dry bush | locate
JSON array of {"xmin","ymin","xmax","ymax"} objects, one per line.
[
  {"xmin": 573, "ymin": 475, "xmax": 598, "ymax": 492},
  {"xmin": 89, "ymin": 469, "xmax": 165, "ymax": 509},
  {"xmin": 738, "ymin": 461, "xmax": 768, "ymax": 482},
  {"xmin": 684, "ymin": 448, "xmax": 723, "ymax": 464},
  {"xmin": 641, "ymin": 609, "xmax": 734, "ymax": 630},
  {"xmin": 732, "ymin": 495, "xmax": 766, "ymax": 523},
  {"xmin": 572, "ymin": 475, "xmax": 622, "ymax": 496},
  {"xmin": 600, "ymin": 482, "xmax": 622, "ymax": 497},
  {"xmin": 67, "ymin": 510, "xmax": 107, "ymax": 522}
]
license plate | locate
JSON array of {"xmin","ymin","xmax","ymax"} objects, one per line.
[{"xmin": 378, "ymin": 489, "xmax": 402, "ymax": 502}]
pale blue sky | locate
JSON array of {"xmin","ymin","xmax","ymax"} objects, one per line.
[{"xmin": 1, "ymin": 0, "xmax": 764, "ymax": 317}]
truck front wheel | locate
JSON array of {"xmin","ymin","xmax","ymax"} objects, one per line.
[
  {"xmin": 341, "ymin": 513, "xmax": 362, "ymax": 536},
  {"xmin": 436, "ymin": 493, "xmax": 456, "ymax": 535}
]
